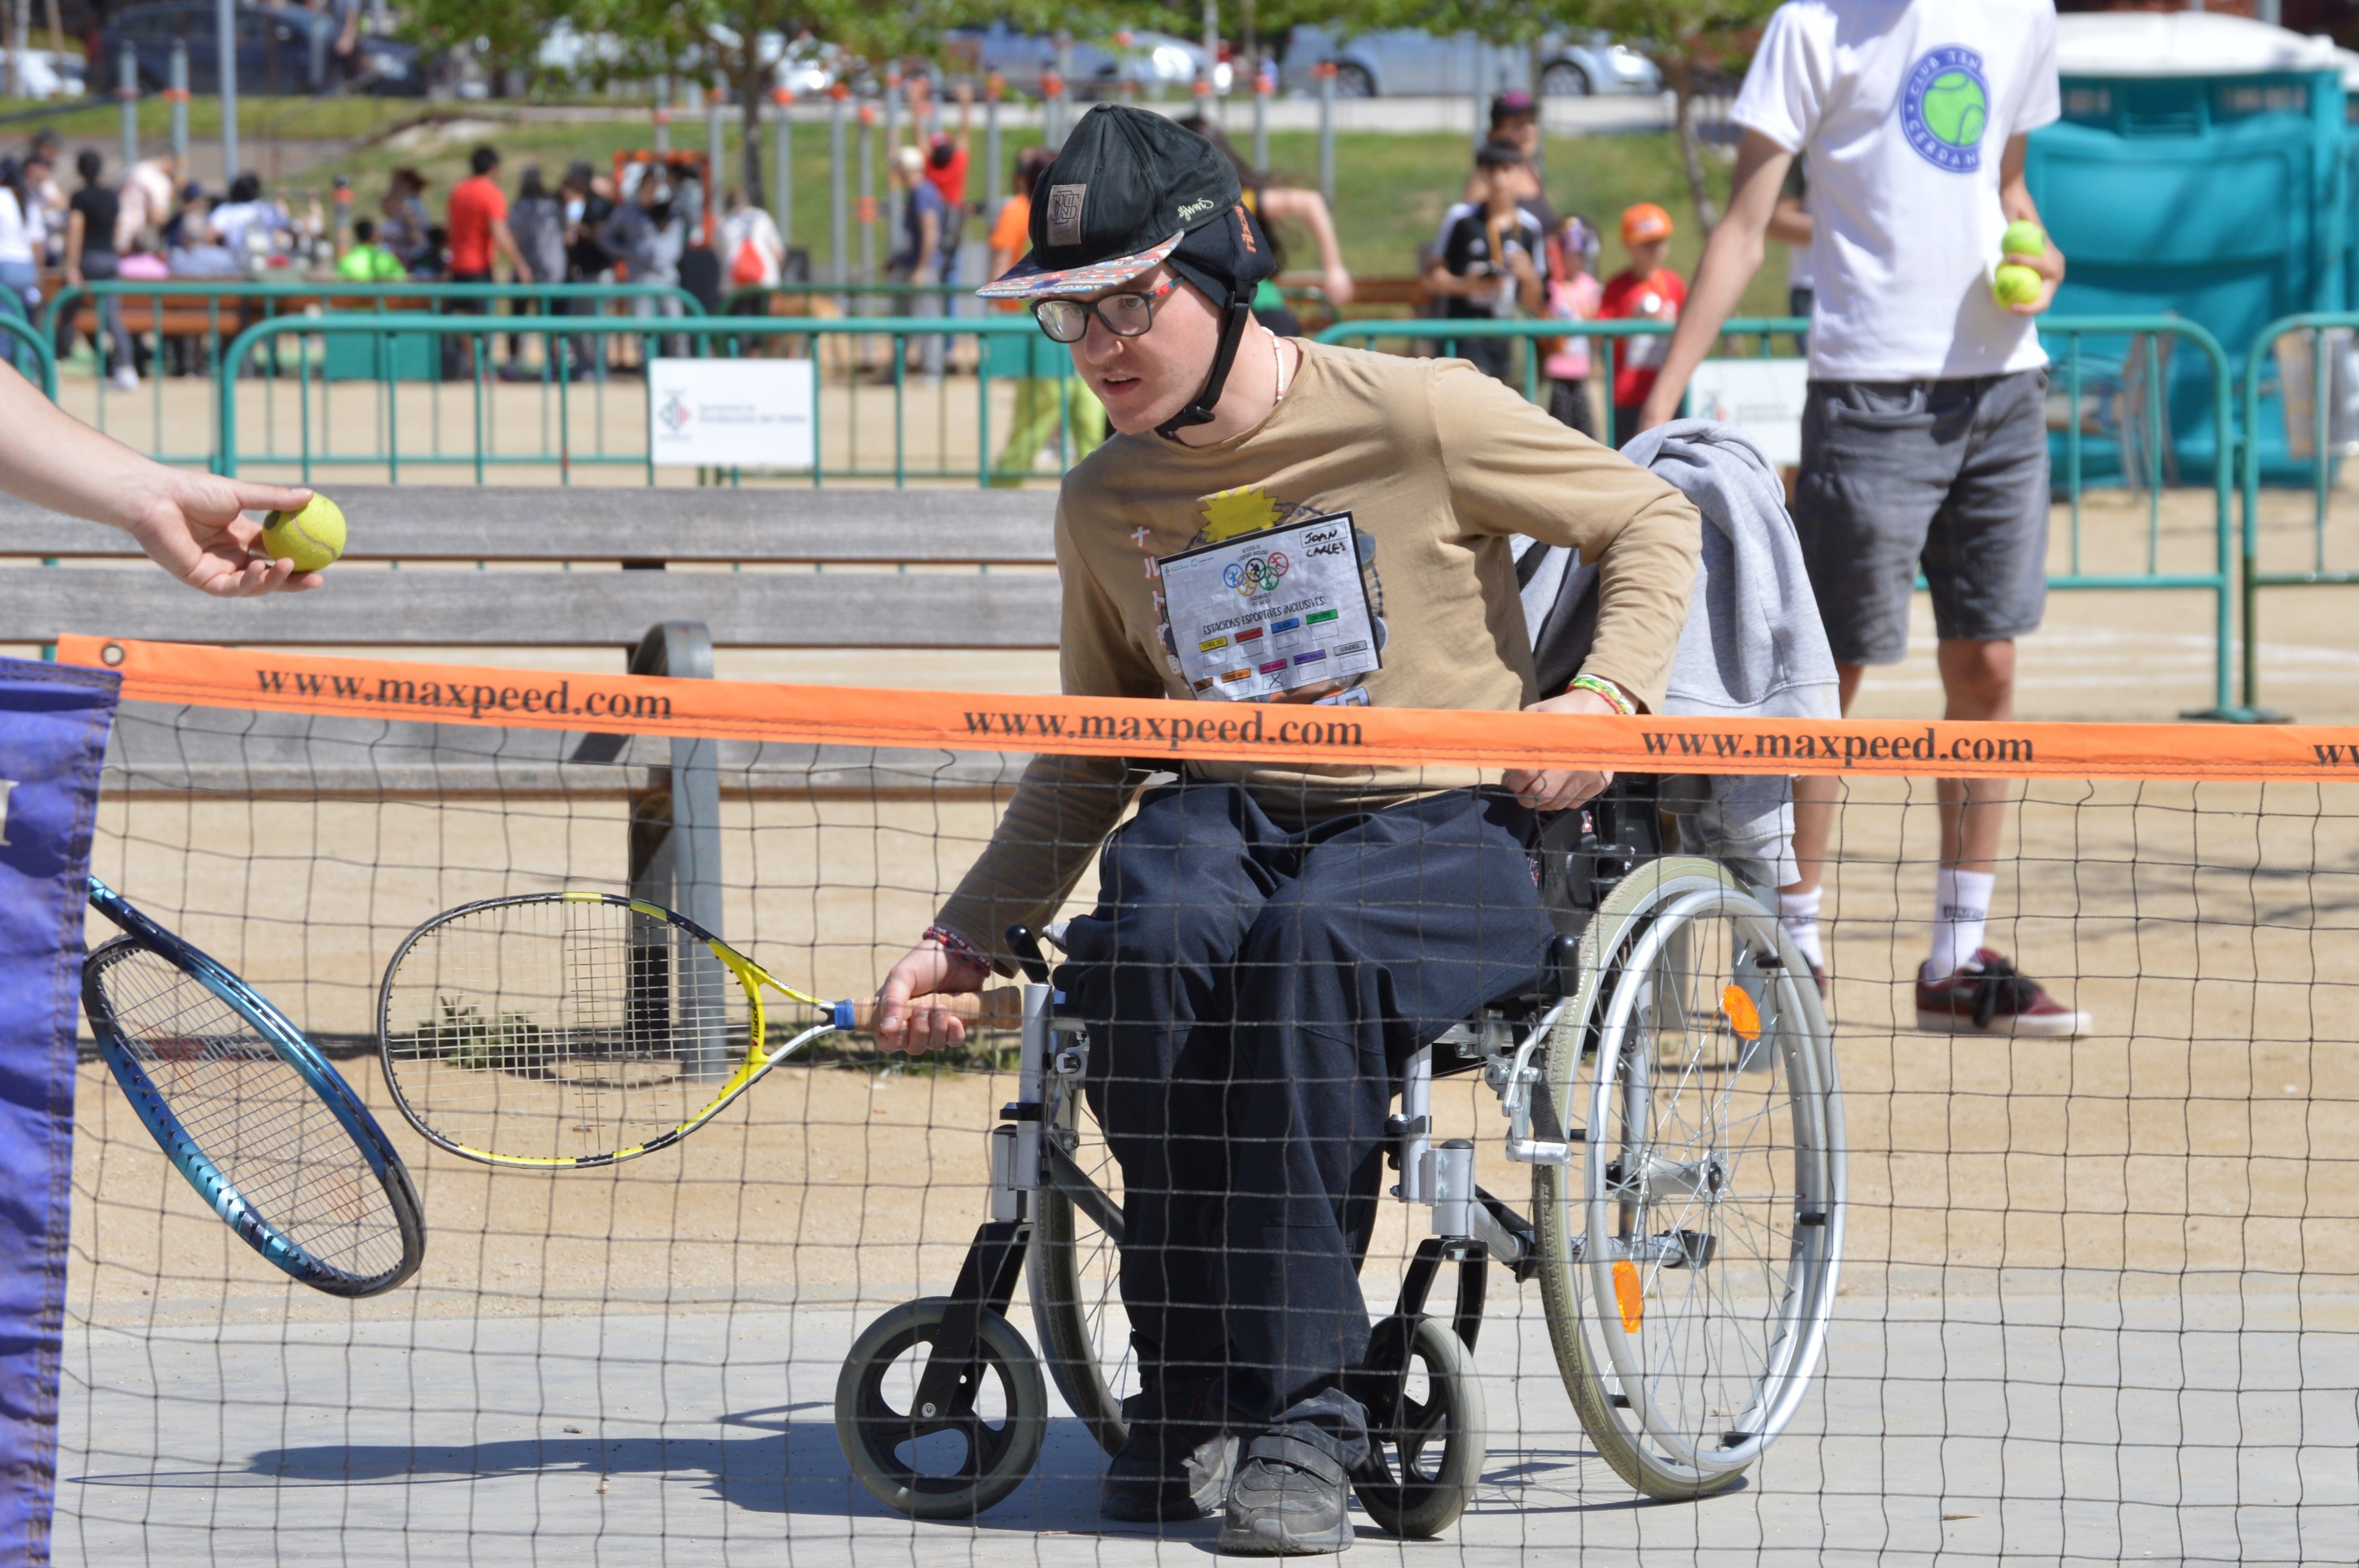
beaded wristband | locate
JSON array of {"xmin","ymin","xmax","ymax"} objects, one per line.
[
  {"xmin": 923, "ymin": 924, "xmax": 992, "ymax": 973},
  {"xmin": 1569, "ymin": 673, "xmax": 1637, "ymax": 716}
]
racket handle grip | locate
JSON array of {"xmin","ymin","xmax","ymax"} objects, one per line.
[{"xmin": 834, "ymin": 989, "xmax": 1024, "ymax": 1033}]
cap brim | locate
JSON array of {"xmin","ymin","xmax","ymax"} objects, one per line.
[{"xmin": 976, "ymin": 232, "xmax": 1184, "ymax": 300}]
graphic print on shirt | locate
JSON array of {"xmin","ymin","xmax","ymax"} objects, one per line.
[
  {"xmin": 1899, "ymin": 47, "xmax": 1989, "ymax": 174},
  {"xmin": 1139, "ymin": 485, "xmax": 1387, "ymax": 704}
]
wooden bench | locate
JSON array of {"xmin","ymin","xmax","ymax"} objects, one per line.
[
  {"xmin": 8, "ymin": 485, "xmax": 1065, "ymax": 921},
  {"xmin": 56, "ymin": 289, "xmax": 271, "ymax": 344},
  {"xmin": 0, "ymin": 485, "xmax": 1062, "ymax": 648}
]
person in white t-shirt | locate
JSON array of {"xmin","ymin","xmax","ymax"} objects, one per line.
[{"xmin": 1637, "ymin": 0, "xmax": 2088, "ymax": 1039}]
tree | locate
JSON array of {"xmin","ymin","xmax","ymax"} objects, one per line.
[
  {"xmin": 1589, "ymin": 0, "xmax": 1782, "ymax": 232},
  {"xmin": 569, "ymin": 0, "xmax": 941, "ymax": 214}
]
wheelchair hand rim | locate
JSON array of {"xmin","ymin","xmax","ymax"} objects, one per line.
[{"xmin": 1581, "ymin": 880, "xmax": 1841, "ymax": 1475}]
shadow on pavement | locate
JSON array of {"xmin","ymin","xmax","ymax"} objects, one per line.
[{"xmin": 80, "ymin": 1408, "xmax": 1679, "ymax": 1542}]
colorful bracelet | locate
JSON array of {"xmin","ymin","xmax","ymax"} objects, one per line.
[
  {"xmin": 1569, "ymin": 673, "xmax": 1637, "ymax": 716},
  {"xmin": 923, "ymin": 924, "xmax": 992, "ymax": 973}
]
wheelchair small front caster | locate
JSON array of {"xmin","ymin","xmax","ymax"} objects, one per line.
[
  {"xmin": 834, "ymin": 1296, "xmax": 1048, "ymax": 1519},
  {"xmin": 1351, "ymin": 1315, "xmax": 1487, "ymax": 1538}
]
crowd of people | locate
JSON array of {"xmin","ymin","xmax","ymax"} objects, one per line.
[
  {"xmin": 0, "ymin": 135, "xmax": 266, "ymax": 388},
  {"xmin": 0, "ymin": 126, "xmax": 814, "ymax": 387},
  {"xmin": 0, "ymin": 128, "xmax": 335, "ymax": 388}
]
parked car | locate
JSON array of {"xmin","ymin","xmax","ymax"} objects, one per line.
[
  {"xmin": 1279, "ymin": 26, "xmax": 1660, "ymax": 100},
  {"xmin": 945, "ymin": 23, "xmax": 1233, "ymax": 99},
  {"xmin": 104, "ymin": 2, "xmax": 425, "ymax": 97},
  {"xmin": 534, "ymin": 21, "xmax": 627, "ymax": 82},
  {"xmin": 0, "ymin": 48, "xmax": 85, "ymax": 100}
]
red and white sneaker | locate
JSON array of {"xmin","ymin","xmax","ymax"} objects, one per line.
[{"xmin": 1915, "ymin": 948, "xmax": 2090, "ymax": 1038}]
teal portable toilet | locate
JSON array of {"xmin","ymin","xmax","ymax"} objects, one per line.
[{"xmin": 2029, "ymin": 12, "xmax": 2344, "ymax": 484}]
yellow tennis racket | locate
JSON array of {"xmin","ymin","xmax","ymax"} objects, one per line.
[{"xmin": 376, "ymin": 891, "xmax": 1017, "ymax": 1169}]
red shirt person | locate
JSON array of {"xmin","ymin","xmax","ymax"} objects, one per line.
[
  {"xmin": 1597, "ymin": 202, "xmax": 1689, "ymax": 436},
  {"xmin": 919, "ymin": 81, "xmax": 975, "ymax": 253},
  {"xmin": 446, "ymin": 143, "xmax": 527, "ymax": 282}
]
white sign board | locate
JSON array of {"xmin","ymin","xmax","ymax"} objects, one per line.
[
  {"xmin": 648, "ymin": 358, "xmax": 815, "ymax": 469},
  {"xmin": 1688, "ymin": 357, "xmax": 1811, "ymax": 467}
]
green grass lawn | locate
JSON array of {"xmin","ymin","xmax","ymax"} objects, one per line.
[
  {"xmin": 0, "ymin": 92, "xmax": 418, "ymax": 145},
  {"xmin": 1, "ymin": 95, "xmax": 1794, "ymax": 318}
]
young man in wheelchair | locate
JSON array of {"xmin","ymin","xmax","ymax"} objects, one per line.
[{"xmin": 873, "ymin": 106, "xmax": 1702, "ymax": 1555}]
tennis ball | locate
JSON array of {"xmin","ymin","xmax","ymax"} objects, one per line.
[
  {"xmin": 1919, "ymin": 72, "xmax": 1988, "ymax": 148},
  {"xmin": 1992, "ymin": 263, "xmax": 2043, "ymax": 307},
  {"xmin": 260, "ymin": 494, "xmax": 346, "ymax": 573},
  {"xmin": 2000, "ymin": 220, "xmax": 2047, "ymax": 259}
]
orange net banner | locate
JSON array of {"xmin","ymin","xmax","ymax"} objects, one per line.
[{"xmin": 57, "ymin": 633, "xmax": 2359, "ymax": 781}]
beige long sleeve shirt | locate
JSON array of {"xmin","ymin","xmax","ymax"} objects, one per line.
[{"xmin": 936, "ymin": 339, "xmax": 1700, "ymax": 966}]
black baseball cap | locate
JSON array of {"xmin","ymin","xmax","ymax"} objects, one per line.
[{"xmin": 978, "ymin": 105, "xmax": 1273, "ymax": 304}]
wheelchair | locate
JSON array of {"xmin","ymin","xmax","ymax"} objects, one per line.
[{"xmin": 833, "ymin": 776, "xmax": 1846, "ymax": 1532}]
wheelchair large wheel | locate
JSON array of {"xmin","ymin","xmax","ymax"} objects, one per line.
[
  {"xmin": 1531, "ymin": 857, "xmax": 1844, "ymax": 1499},
  {"xmin": 1026, "ymin": 1087, "xmax": 1138, "ymax": 1456},
  {"xmin": 1352, "ymin": 1314, "xmax": 1487, "ymax": 1539},
  {"xmin": 834, "ymin": 1296, "xmax": 1048, "ymax": 1519}
]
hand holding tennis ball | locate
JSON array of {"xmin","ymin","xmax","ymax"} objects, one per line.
[
  {"xmin": 1993, "ymin": 220, "xmax": 2050, "ymax": 310},
  {"xmin": 259, "ymin": 493, "xmax": 346, "ymax": 573}
]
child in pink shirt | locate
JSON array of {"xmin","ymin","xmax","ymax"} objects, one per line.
[{"xmin": 1544, "ymin": 215, "xmax": 1604, "ymax": 440}]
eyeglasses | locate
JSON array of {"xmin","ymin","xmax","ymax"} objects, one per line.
[{"xmin": 1031, "ymin": 278, "xmax": 1177, "ymax": 344}]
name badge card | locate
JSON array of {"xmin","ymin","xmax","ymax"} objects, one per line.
[{"xmin": 1158, "ymin": 512, "xmax": 1381, "ymax": 701}]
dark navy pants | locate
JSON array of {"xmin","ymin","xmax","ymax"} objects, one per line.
[{"xmin": 1061, "ymin": 781, "xmax": 1553, "ymax": 1424}]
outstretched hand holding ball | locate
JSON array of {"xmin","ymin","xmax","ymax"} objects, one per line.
[{"xmin": 261, "ymin": 493, "xmax": 347, "ymax": 573}]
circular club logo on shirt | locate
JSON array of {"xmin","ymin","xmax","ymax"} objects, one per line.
[{"xmin": 1900, "ymin": 46, "xmax": 1989, "ymax": 173}]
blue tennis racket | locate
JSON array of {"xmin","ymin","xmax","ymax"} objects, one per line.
[{"xmin": 82, "ymin": 876, "xmax": 426, "ymax": 1298}]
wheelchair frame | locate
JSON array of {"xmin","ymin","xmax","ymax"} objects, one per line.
[{"xmin": 834, "ymin": 783, "xmax": 1847, "ymax": 1529}]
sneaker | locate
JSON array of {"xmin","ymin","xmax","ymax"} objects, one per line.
[
  {"xmin": 1216, "ymin": 1430, "xmax": 1355, "ymax": 1555},
  {"xmin": 1099, "ymin": 1381, "xmax": 1237, "ymax": 1523},
  {"xmin": 106, "ymin": 366, "xmax": 138, "ymax": 392},
  {"xmin": 1915, "ymin": 948, "xmax": 2089, "ymax": 1038}
]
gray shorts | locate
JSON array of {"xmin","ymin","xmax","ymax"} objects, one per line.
[{"xmin": 1792, "ymin": 368, "xmax": 2051, "ymax": 666}]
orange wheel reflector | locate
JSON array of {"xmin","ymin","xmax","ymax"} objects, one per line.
[
  {"xmin": 1612, "ymin": 1258, "xmax": 1644, "ymax": 1333},
  {"xmin": 1721, "ymin": 983, "xmax": 1761, "ymax": 1041}
]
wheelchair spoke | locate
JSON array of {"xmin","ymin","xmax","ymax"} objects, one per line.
[{"xmin": 1392, "ymin": 1394, "xmax": 1451, "ymax": 1478}]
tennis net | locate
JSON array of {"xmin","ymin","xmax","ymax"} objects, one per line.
[{"xmin": 51, "ymin": 635, "xmax": 2359, "ymax": 1568}]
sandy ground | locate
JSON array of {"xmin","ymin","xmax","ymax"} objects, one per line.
[{"xmin": 45, "ymin": 475, "xmax": 2359, "ymax": 1562}]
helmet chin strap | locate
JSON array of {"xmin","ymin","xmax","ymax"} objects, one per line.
[{"xmin": 1155, "ymin": 289, "xmax": 1255, "ymax": 441}]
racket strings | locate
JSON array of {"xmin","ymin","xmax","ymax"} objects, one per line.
[
  {"xmin": 381, "ymin": 897, "xmax": 754, "ymax": 1163},
  {"xmin": 90, "ymin": 943, "xmax": 409, "ymax": 1281}
]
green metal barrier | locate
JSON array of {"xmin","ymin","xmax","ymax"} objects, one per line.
[
  {"xmin": 196, "ymin": 307, "xmax": 2239, "ymax": 710},
  {"xmin": 0, "ymin": 313, "xmax": 57, "ymax": 399},
  {"xmin": 0, "ymin": 311, "xmax": 57, "ymax": 398},
  {"xmin": 2233, "ymin": 312, "xmax": 2359, "ymax": 720},
  {"xmin": 42, "ymin": 279, "xmax": 707, "ymax": 469},
  {"xmin": 1316, "ymin": 314, "xmax": 1806, "ymax": 447},
  {"xmin": 212, "ymin": 311, "xmax": 1052, "ymax": 487},
  {"xmin": 1317, "ymin": 314, "xmax": 2242, "ymax": 716}
]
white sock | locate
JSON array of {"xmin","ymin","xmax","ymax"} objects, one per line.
[
  {"xmin": 1925, "ymin": 868, "xmax": 1995, "ymax": 981},
  {"xmin": 1777, "ymin": 886, "xmax": 1825, "ymax": 972}
]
